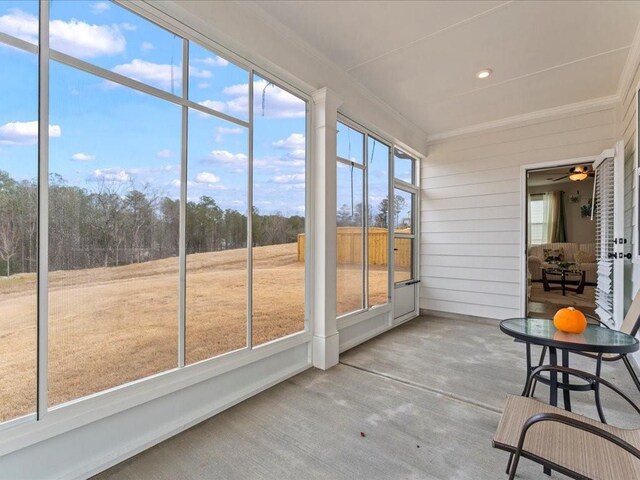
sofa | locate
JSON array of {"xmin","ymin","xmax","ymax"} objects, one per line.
[{"xmin": 528, "ymin": 242, "xmax": 597, "ymax": 285}]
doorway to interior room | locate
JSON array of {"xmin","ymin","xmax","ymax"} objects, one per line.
[
  {"xmin": 522, "ymin": 143, "xmax": 625, "ymax": 325},
  {"xmin": 525, "ymin": 163, "xmax": 597, "ymax": 318}
]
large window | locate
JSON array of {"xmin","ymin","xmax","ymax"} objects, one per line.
[
  {"xmin": 528, "ymin": 194, "xmax": 546, "ymax": 245},
  {"xmin": 0, "ymin": 0, "xmax": 39, "ymax": 423},
  {"xmin": 0, "ymin": 0, "xmax": 307, "ymax": 425},
  {"xmin": 48, "ymin": 60, "xmax": 182, "ymax": 406},
  {"xmin": 336, "ymin": 120, "xmax": 391, "ymax": 317},
  {"xmin": 252, "ymin": 75, "xmax": 307, "ymax": 346}
]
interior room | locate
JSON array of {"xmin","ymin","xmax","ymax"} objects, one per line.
[
  {"xmin": 526, "ymin": 164, "xmax": 598, "ymax": 318},
  {"xmin": 2, "ymin": 1, "xmax": 640, "ymax": 479}
]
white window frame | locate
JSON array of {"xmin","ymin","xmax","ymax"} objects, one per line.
[
  {"xmin": 336, "ymin": 115, "xmax": 393, "ymax": 319},
  {"xmin": 0, "ymin": 0, "xmax": 311, "ymax": 437},
  {"xmin": 528, "ymin": 194, "xmax": 546, "ymax": 245},
  {"xmin": 393, "ymin": 149, "xmax": 419, "ymax": 285},
  {"xmin": 629, "ymin": 80, "xmax": 640, "ymax": 305}
]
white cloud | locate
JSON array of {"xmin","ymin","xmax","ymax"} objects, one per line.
[
  {"xmin": 255, "ymin": 80, "xmax": 306, "ymax": 118},
  {"xmin": 112, "ymin": 59, "xmax": 181, "ymax": 91},
  {"xmin": 200, "ymin": 56, "xmax": 229, "ymax": 67},
  {"xmin": 0, "ymin": 11, "xmax": 127, "ymax": 58},
  {"xmin": 156, "ymin": 149, "xmax": 174, "ymax": 159},
  {"xmin": 51, "ymin": 17, "xmax": 126, "ymax": 58},
  {"xmin": 171, "ymin": 179, "xmax": 199, "ymax": 189},
  {"xmin": 71, "ymin": 152, "xmax": 95, "ymax": 161},
  {"xmin": 0, "ymin": 9, "xmax": 38, "ymax": 44},
  {"xmin": 189, "ymin": 65, "xmax": 212, "ymax": 79},
  {"xmin": 272, "ymin": 133, "xmax": 305, "ymax": 150},
  {"xmin": 198, "ymin": 99, "xmax": 226, "ymax": 112},
  {"xmin": 141, "ymin": 41, "xmax": 154, "ymax": 51},
  {"xmin": 177, "ymin": 172, "xmax": 227, "ymax": 191},
  {"xmin": 90, "ymin": 2, "xmax": 110, "ymax": 14},
  {"xmin": 222, "ymin": 84, "xmax": 248, "ymax": 96},
  {"xmin": 207, "ymin": 150, "xmax": 247, "ymax": 164},
  {"xmin": 215, "ymin": 126, "xmax": 243, "ymax": 142},
  {"xmin": 0, "ymin": 121, "xmax": 61, "ymax": 145},
  {"xmin": 195, "ymin": 171, "xmax": 220, "ymax": 184},
  {"xmin": 287, "ymin": 149, "xmax": 306, "ymax": 160},
  {"xmin": 273, "ymin": 134, "xmax": 305, "ymax": 160},
  {"xmin": 222, "ymin": 79, "xmax": 305, "ymax": 119},
  {"xmin": 87, "ymin": 168, "xmax": 130, "ymax": 183},
  {"xmin": 119, "ymin": 22, "xmax": 136, "ymax": 32},
  {"xmin": 272, "ymin": 133, "xmax": 306, "ymax": 160},
  {"xmin": 192, "ymin": 80, "xmax": 305, "ymax": 119},
  {"xmin": 272, "ymin": 173, "xmax": 305, "ymax": 184},
  {"xmin": 252, "ymin": 155, "xmax": 305, "ymax": 171}
]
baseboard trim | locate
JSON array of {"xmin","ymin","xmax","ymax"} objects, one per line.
[
  {"xmin": 420, "ymin": 308, "xmax": 501, "ymax": 326},
  {"xmin": 339, "ymin": 314, "xmax": 418, "ymax": 353},
  {"xmin": 71, "ymin": 361, "xmax": 311, "ymax": 480}
]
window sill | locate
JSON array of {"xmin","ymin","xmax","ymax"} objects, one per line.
[
  {"xmin": 337, "ymin": 303, "xmax": 391, "ymax": 330},
  {"xmin": 0, "ymin": 329, "xmax": 312, "ymax": 457}
]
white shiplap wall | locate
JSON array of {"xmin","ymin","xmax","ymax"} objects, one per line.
[
  {"xmin": 421, "ymin": 107, "xmax": 617, "ymax": 319},
  {"xmin": 619, "ymin": 51, "xmax": 640, "ymax": 366},
  {"xmin": 620, "ymin": 58, "xmax": 640, "ymax": 311}
]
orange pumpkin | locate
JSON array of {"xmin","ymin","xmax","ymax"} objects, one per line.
[{"xmin": 553, "ymin": 307, "xmax": 587, "ymax": 334}]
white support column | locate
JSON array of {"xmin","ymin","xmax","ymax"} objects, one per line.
[{"xmin": 311, "ymin": 87, "xmax": 342, "ymax": 369}]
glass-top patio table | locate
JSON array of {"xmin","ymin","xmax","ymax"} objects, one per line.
[{"xmin": 500, "ymin": 318, "xmax": 639, "ymax": 423}]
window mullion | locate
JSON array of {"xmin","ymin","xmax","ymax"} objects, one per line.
[
  {"xmin": 37, "ymin": 0, "xmax": 50, "ymax": 420},
  {"xmin": 178, "ymin": 39, "xmax": 189, "ymax": 368},
  {"xmin": 0, "ymin": 31, "xmax": 38, "ymax": 54},
  {"xmin": 46, "ymin": 49, "xmax": 250, "ymax": 130},
  {"xmin": 337, "ymin": 156, "xmax": 364, "ymax": 168},
  {"xmin": 363, "ymin": 134, "xmax": 369, "ymax": 310},
  {"xmin": 247, "ymin": 70, "xmax": 254, "ymax": 350},
  {"xmin": 387, "ymin": 146, "xmax": 394, "ymax": 306}
]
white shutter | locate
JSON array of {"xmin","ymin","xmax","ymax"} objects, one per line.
[{"xmin": 594, "ymin": 156, "xmax": 615, "ymax": 326}]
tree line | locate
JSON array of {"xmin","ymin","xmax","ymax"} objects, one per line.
[
  {"xmin": 336, "ymin": 195, "xmax": 405, "ymax": 228},
  {"xmin": 0, "ymin": 171, "xmax": 305, "ymax": 276}
]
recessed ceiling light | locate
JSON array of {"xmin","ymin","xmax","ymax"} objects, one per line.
[{"xmin": 476, "ymin": 68, "xmax": 492, "ymax": 79}]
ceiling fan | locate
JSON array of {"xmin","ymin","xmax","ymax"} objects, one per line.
[{"xmin": 547, "ymin": 165, "xmax": 594, "ymax": 182}]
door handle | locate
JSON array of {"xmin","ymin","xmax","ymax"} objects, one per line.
[{"xmin": 607, "ymin": 252, "xmax": 632, "ymax": 259}]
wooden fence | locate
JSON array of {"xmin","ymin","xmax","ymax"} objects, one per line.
[{"xmin": 297, "ymin": 227, "xmax": 411, "ymax": 267}]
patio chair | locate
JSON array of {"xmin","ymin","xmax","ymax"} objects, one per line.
[
  {"xmin": 527, "ymin": 293, "xmax": 640, "ymax": 396},
  {"xmin": 493, "ymin": 365, "xmax": 640, "ymax": 479}
]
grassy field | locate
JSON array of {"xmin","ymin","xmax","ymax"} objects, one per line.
[{"xmin": 0, "ymin": 242, "xmax": 392, "ymax": 423}]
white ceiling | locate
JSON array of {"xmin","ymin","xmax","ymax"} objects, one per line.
[
  {"xmin": 250, "ymin": 0, "xmax": 640, "ymax": 138},
  {"xmin": 528, "ymin": 164, "xmax": 594, "ymax": 187}
]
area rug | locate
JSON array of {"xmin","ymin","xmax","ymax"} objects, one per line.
[{"xmin": 529, "ymin": 282, "xmax": 595, "ymax": 309}]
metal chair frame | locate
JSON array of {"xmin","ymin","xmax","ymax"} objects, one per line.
[{"xmin": 494, "ymin": 365, "xmax": 640, "ymax": 480}]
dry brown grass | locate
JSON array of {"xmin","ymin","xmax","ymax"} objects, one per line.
[{"xmin": 0, "ymin": 242, "xmax": 394, "ymax": 423}]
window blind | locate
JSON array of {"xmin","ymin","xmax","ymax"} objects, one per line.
[{"xmin": 594, "ymin": 157, "xmax": 615, "ymax": 326}]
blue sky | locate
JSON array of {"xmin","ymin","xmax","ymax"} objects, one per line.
[
  {"xmin": 336, "ymin": 122, "xmax": 414, "ymax": 228},
  {"xmin": 337, "ymin": 123, "xmax": 391, "ymax": 225},
  {"xmin": 0, "ymin": 0, "xmax": 306, "ymax": 216}
]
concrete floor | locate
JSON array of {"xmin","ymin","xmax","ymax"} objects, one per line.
[{"xmin": 95, "ymin": 315, "xmax": 640, "ymax": 479}]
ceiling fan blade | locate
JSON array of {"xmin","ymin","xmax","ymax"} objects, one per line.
[{"xmin": 551, "ymin": 174, "xmax": 569, "ymax": 181}]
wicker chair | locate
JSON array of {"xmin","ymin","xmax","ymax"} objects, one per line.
[{"xmin": 493, "ymin": 365, "xmax": 640, "ymax": 479}]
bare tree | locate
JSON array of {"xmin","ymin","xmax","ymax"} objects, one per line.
[{"xmin": 0, "ymin": 219, "xmax": 17, "ymax": 276}]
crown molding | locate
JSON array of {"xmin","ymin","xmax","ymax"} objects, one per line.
[
  {"xmin": 426, "ymin": 94, "xmax": 619, "ymax": 144},
  {"xmin": 617, "ymin": 19, "xmax": 640, "ymax": 101}
]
